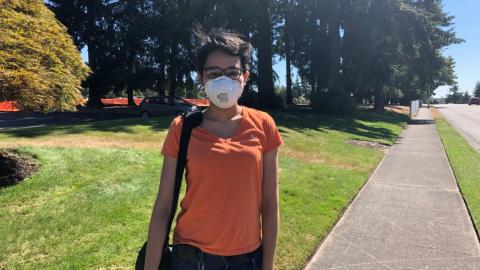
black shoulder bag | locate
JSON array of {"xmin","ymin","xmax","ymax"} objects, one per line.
[{"xmin": 135, "ymin": 111, "xmax": 203, "ymax": 270}]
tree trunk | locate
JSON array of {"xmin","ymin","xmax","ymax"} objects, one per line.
[
  {"xmin": 157, "ymin": 62, "xmax": 166, "ymax": 96},
  {"xmin": 284, "ymin": 0, "xmax": 293, "ymax": 105},
  {"xmin": 313, "ymin": 22, "xmax": 328, "ymax": 92},
  {"xmin": 309, "ymin": 74, "xmax": 317, "ymax": 95},
  {"xmin": 176, "ymin": 72, "xmax": 184, "ymax": 97},
  {"xmin": 256, "ymin": 0, "xmax": 276, "ymax": 108},
  {"xmin": 374, "ymin": 83, "xmax": 385, "ymax": 112},
  {"xmin": 355, "ymin": 68, "xmax": 365, "ymax": 100},
  {"xmin": 327, "ymin": 19, "xmax": 341, "ymax": 92},
  {"xmin": 285, "ymin": 51, "xmax": 293, "ymax": 105},
  {"xmin": 127, "ymin": 84, "xmax": 135, "ymax": 106},
  {"xmin": 242, "ymin": 29, "xmax": 252, "ymax": 94},
  {"xmin": 168, "ymin": 68, "xmax": 177, "ymax": 97},
  {"xmin": 126, "ymin": 1, "xmax": 137, "ymax": 106},
  {"xmin": 168, "ymin": 44, "xmax": 178, "ymax": 97},
  {"xmin": 85, "ymin": 0, "xmax": 102, "ymax": 108},
  {"xmin": 127, "ymin": 62, "xmax": 136, "ymax": 106}
]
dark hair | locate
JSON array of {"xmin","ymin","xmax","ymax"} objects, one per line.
[{"xmin": 193, "ymin": 25, "xmax": 253, "ymax": 75}]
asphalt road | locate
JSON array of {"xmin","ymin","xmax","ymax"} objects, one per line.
[
  {"xmin": 435, "ymin": 104, "xmax": 480, "ymax": 151},
  {"xmin": 0, "ymin": 111, "xmax": 138, "ymax": 130}
]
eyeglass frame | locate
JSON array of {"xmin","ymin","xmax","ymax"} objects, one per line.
[{"xmin": 202, "ymin": 66, "xmax": 245, "ymax": 80}]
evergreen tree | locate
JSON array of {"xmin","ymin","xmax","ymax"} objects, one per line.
[
  {"xmin": 446, "ymin": 85, "xmax": 461, "ymax": 104},
  {"xmin": 47, "ymin": 0, "xmax": 128, "ymax": 107},
  {"xmin": 45, "ymin": 0, "xmax": 462, "ymax": 113},
  {"xmin": 474, "ymin": 81, "xmax": 480, "ymax": 98},
  {"xmin": 461, "ymin": 91, "xmax": 471, "ymax": 104}
]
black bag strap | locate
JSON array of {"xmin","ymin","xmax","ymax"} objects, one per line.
[{"xmin": 163, "ymin": 110, "xmax": 203, "ymax": 251}]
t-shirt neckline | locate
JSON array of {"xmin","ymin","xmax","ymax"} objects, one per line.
[{"xmin": 197, "ymin": 106, "xmax": 247, "ymax": 142}]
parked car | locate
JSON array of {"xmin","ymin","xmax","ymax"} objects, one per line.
[
  {"xmin": 468, "ymin": 97, "xmax": 480, "ymax": 105},
  {"xmin": 139, "ymin": 96, "xmax": 199, "ymax": 117}
]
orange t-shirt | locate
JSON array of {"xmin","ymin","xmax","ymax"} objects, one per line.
[{"xmin": 161, "ymin": 106, "xmax": 283, "ymax": 256}]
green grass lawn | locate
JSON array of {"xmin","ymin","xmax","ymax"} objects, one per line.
[
  {"xmin": 435, "ymin": 117, "xmax": 480, "ymax": 237},
  {"xmin": 0, "ymin": 109, "xmax": 407, "ymax": 269}
]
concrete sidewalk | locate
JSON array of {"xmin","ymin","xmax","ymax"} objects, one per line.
[{"xmin": 305, "ymin": 108, "xmax": 480, "ymax": 269}]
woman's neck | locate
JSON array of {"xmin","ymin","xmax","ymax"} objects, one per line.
[{"xmin": 204, "ymin": 104, "xmax": 243, "ymax": 122}]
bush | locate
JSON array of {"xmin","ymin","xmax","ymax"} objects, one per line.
[{"xmin": 310, "ymin": 90, "xmax": 356, "ymax": 115}]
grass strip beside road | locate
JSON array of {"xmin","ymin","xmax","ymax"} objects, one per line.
[
  {"xmin": 435, "ymin": 116, "xmax": 480, "ymax": 238},
  {"xmin": 0, "ymin": 109, "xmax": 407, "ymax": 269}
]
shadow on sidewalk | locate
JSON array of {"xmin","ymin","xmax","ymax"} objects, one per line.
[{"xmin": 408, "ymin": 119, "xmax": 434, "ymax": 125}]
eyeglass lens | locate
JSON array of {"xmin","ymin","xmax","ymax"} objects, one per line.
[{"xmin": 205, "ymin": 67, "xmax": 242, "ymax": 80}]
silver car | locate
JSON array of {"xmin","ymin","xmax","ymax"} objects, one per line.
[{"xmin": 139, "ymin": 96, "xmax": 198, "ymax": 118}]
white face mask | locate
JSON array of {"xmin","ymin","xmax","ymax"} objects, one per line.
[{"xmin": 204, "ymin": 76, "xmax": 243, "ymax": 109}]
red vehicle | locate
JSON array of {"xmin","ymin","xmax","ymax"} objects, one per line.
[{"xmin": 468, "ymin": 97, "xmax": 480, "ymax": 105}]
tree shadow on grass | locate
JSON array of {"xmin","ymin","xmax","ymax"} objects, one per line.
[
  {"xmin": 1, "ymin": 109, "xmax": 408, "ymax": 144},
  {"xmin": 269, "ymin": 108, "xmax": 408, "ymax": 144},
  {"xmin": 0, "ymin": 116, "xmax": 174, "ymax": 138}
]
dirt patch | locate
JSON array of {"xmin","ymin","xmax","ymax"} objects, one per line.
[
  {"xmin": 429, "ymin": 107, "xmax": 443, "ymax": 119},
  {"xmin": 385, "ymin": 105, "xmax": 410, "ymax": 115},
  {"xmin": 0, "ymin": 149, "xmax": 38, "ymax": 188},
  {"xmin": 0, "ymin": 135, "xmax": 164, "ymax": 150},
  {"xmin": 347, "ymin": 140, "xmax": 390, "ymax": 152}
]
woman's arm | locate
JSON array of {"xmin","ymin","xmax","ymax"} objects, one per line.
[
  {"xmin": 262, "ymin": 147, "xmax": 280, "ymax": 270},
  {"xmin": 144, "ymin": 156, "xmax": 177, "ymax": 270}
]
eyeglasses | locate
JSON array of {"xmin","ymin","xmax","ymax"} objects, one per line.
[{"xmin": 203, "ymin": 67, "xmax": 244, "ymax": 80}]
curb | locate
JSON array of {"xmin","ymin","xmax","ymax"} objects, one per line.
[{"xmin": 433, "ymin": 115, "xmax": 480, "ymax": 249}]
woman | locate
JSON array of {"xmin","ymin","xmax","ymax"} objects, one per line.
[{"xmin": 144, "ymin": 28, "xmax": 283, "ymax": 270}]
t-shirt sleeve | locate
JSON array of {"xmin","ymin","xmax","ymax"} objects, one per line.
[
  {"xmin": 161, "ymin": 116, "xmax": 183, "ymax": 158},
  {"xmin": 262, "ymin": 113, "xmax": 284, "ymax": 153}
]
